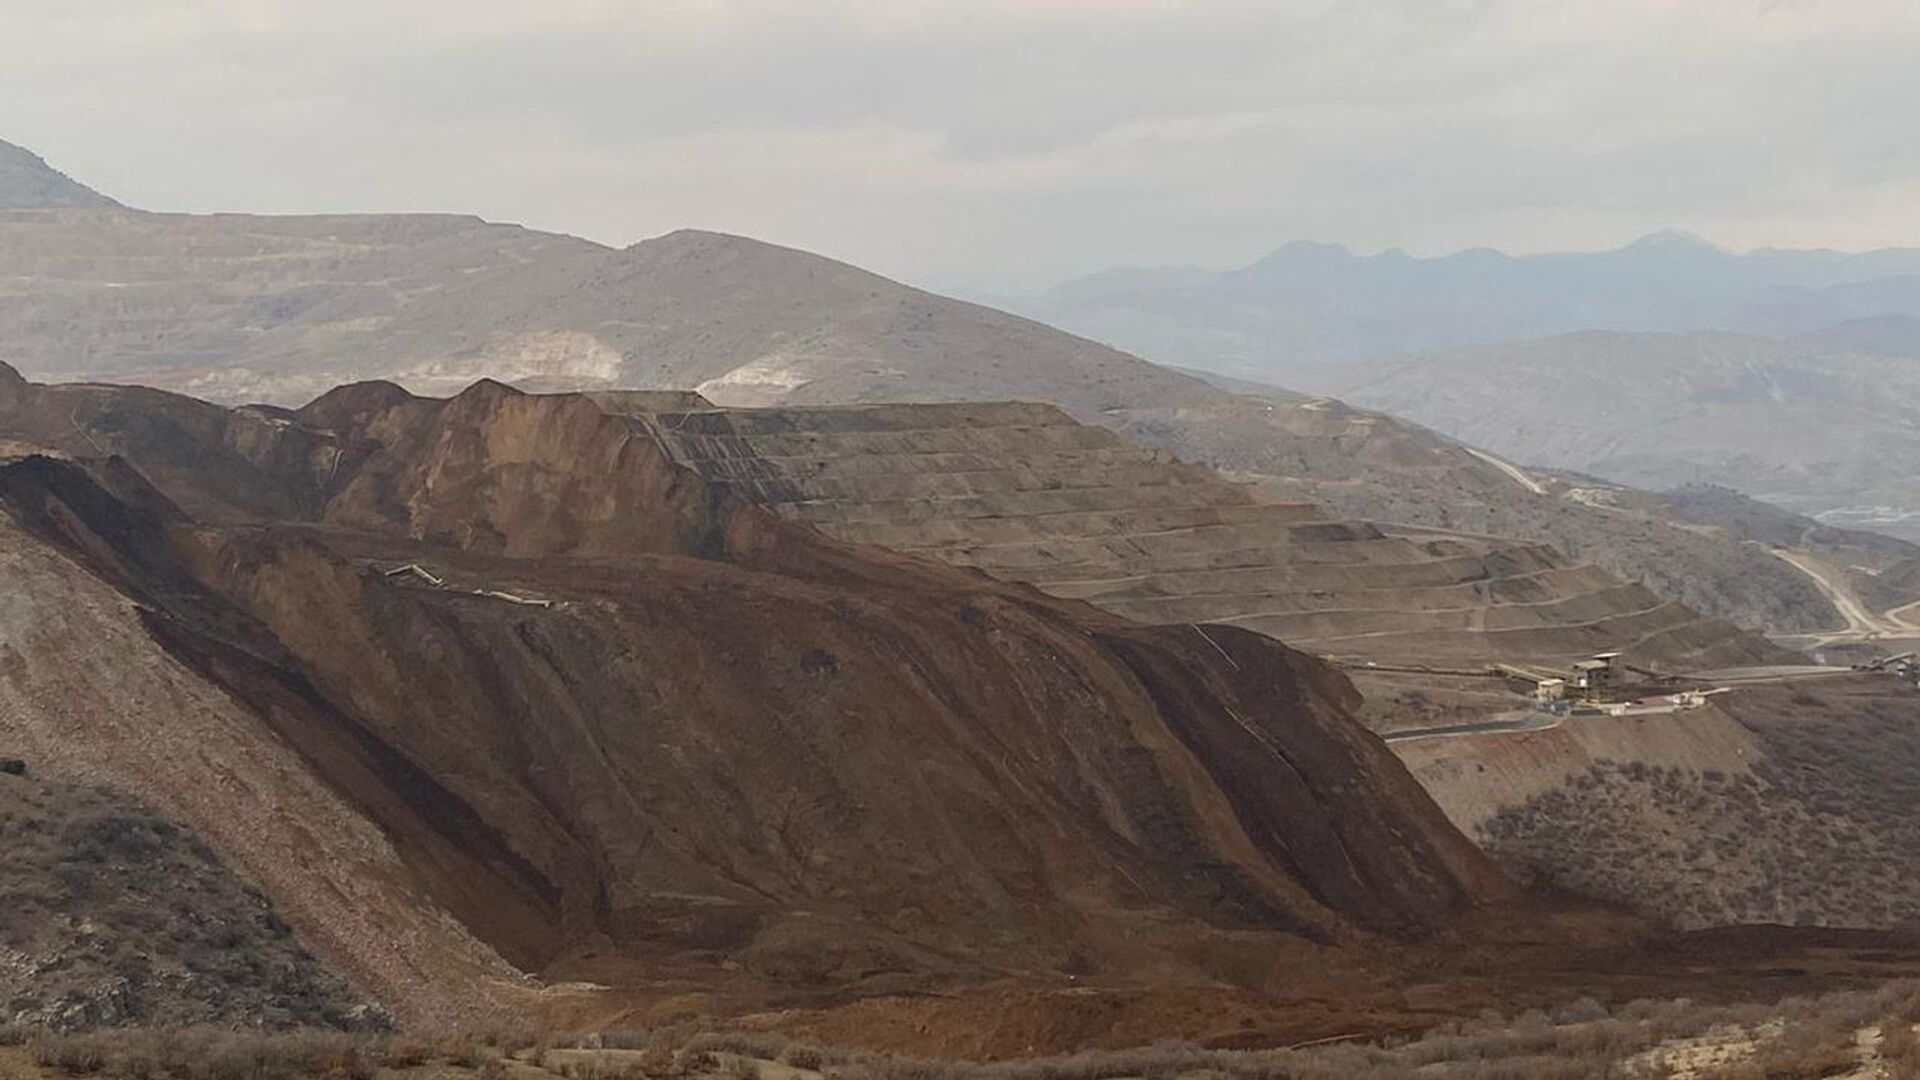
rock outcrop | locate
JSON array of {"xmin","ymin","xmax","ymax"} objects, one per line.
[{"xmin": 0, "ymin": 140, "xmax": 119, "ymax": 210}]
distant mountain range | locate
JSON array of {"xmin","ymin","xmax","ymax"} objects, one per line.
[
  {"xmin": 1001, "ymin": 231, "xmax": 1920, "ymax": 382},
  {"xmin": 998, "ymin": 234, "xmax": 1920, "ymax": 543},
  {"xmin": 0, "ymin": 137, "xmax": 1894, "ymax": 636},
  {"xmin": 1307, "ymin": 329, "xmax": 1920, "ymax": 541}
]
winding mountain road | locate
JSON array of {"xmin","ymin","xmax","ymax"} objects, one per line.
[
  {"xmin": 1767, "ymin": 547, "xmax": 1916, "ymax": 642},
  {"xmin": 1463, "ymin": 446, "xmax": 1548, "ymax": 496}
]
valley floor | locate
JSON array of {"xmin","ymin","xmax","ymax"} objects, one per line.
[{"xmin": 5, "ymin": 974, "xmax": 1920, "ymax": 1080}]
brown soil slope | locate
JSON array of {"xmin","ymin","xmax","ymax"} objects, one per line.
[
  {"xmin": 641, "ymin": 401, "xmax": 1787, "ymax": 673},
  {"xmin": 0, "ymin": 364, "xmax": 1517, "ymax": 1022}
]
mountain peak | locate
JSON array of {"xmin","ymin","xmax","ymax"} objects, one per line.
[
  {"xmin": 1267, "ymin": 239, "xmax": 1357, "ymax": 260},
  {"xmin": 0, "ymin": 139, "xmax": 120, "ymax": 210},
  {"xmin": 1241, "ymin": 240, "xmax": 1360, "ymax": 276},
  {"xmin": 1621, "ymin": 228, "xmax": 1721, "ymax": 255}
]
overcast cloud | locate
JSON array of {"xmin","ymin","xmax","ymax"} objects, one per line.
[{"xmin": 3, "ymin": 1, "xmax": 1919, "ymax": 290}]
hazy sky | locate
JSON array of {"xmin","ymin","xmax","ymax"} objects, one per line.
[{"xmin": 5, "ymin": 1, "xmax": 1919, "ymax": 291}]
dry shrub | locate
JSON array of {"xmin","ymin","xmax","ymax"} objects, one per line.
[
  {"xmin": 379, "ymin": 1035, "xmax": 433, "ymax": 1069},
  {"xmin": 687, "ymin": 1032, "xmax": 792, "ymax": 1060},
  {"xmin": 30, "ymin": 1033, "xmax": 109, "ymax": 1075},
  {"xmin": 477, "ymin": 1023, "xmax": 541, "ymax": 1054},
  {"xmin": 599, "ymin": 1030, "xmax": 652, "ymax": 1051},
  {"xmin": 26, "ymin": 1028, "xmax": 375, "ymax": 1080},
  {"xmin": 8, "ymin": 980, "xmax": 1919, "ymax": 1080},
  {"xmin": 1883, "ymin": 1020, "xmax": 1920, "ymax": 1071},
  {"xmin": 438, "ymin": 1034, "xmax": 488, "ymax": 1068},
  {"xmin": 780, "ymin": 1043, "xmax": 830, "ymax": 1071},
  {"xmin": 640, "ymin": 1026, "xmax": 685, "ymax": 1074}
]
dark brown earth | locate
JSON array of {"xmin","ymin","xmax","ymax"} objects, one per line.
[
  {"xmin": 0, "ymin": 363, "xmax": 1521, "ymax": 1028},
  {"xmin": 6, "ymin": 364, "xmax": 1919, "ymax": 1055}
]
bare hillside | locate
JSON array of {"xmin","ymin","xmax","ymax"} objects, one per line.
[
  {"xmin": 0, "ymin": 211, "xmax": 1211, "ymax": 414},
  {"xmin": 0, "ymin": 188, "xmax": 1845, "ymax": 640},
  {"xmin": 1321, "ymin": 330, "xmax": 1920, "ymax": 543},
  {"xmin": 0, "ymin": 140, "xmax": 118, "ymax": 210},
  {"xmin": 1107, "ymin": 385, "xmax": 1852, "ymax": 637}
]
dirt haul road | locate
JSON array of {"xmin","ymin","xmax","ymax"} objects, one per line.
[{"xmin": 1767, "ymin": 547, "xmax": 1910, "ymax": 641}]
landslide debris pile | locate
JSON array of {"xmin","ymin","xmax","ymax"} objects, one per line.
[
  {"xmin": 0, "ymin": 772, "xmax": 371, "ymax": 1031},
  {"xmin": 645, "ymin": 401, "xmax": 1783, "ymax": 671},
  {"xmin": 0, "ymin": 363, "xmax": 1517, "ymax": 1026}
]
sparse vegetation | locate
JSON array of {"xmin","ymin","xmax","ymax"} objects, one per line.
[
  {"xmin": 1477, "ymin": 681, "xmax": 1920, "ymax": 931},
  {"xmin": 0, "ymin": 775, "xmax": 375, "ymax": 1032},
  {"xmin": 0, "ymin": 983, "xmax": 1904, "ymax": 1076},
  {"xmin": 13, "ymin": 984, "xmax": 1916, "ymax": 1080}
]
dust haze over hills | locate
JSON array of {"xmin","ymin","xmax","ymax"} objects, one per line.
[
  {"xmin": 1005, "ymin": 234, "xmax": 1920, "ymax": 545},
  {"xmin": 1318, "ymin": 330, "xmax": 1920, "ymax": 543},
  {"xmin": 0, "ymin": 141, "xmax": 1885, "ymax": 643},
  {"xmin": 1003, "ymin": 231, "xmax": 1920, "ymax": 378}
]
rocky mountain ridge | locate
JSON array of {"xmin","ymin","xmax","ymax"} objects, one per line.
[
  {"xmin": 0, "ymin": 140, "xmax": 119, "ymax": 210},
  {"xmin": 1004, "ymin": 231, "xmax": 1920, "ymax": 380}
]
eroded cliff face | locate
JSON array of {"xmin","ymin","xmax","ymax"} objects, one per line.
[{"xmin": 0, "ymin": 365, "xmax": 1518, "ymax": 1023}]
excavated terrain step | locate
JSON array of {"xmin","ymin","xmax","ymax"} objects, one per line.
[
  {"xmin": 676, "ymin": 446, "xmax": 1178, "ymax": 482},
  {"xmin": 663, "ymin": 424, "xmax": 1124, "ymax": 460},
  {"xmin": 654, "ymin": 401, "xmax": 1077, "ymax": 436},
  {"xmin": 789, "ymin": 501, "xmax": 1317, "ymax": 541},
  {"xmin": 696, "ymin": 457, "xmax": 1208, "ymax": 496},
  {"xmin": 639, "ymin": 403, "xmax": 1776, "ymax": 669},
  {"xmin": 770, "ymin": 478, "xmax": 1247, "ymax": 522},
  {"xmin": 1094, "ymin": 566, "xmax": 1626, "ymax": 624},
  {"xmin": 921, "ymin": 531, "xmax": 1413, "ymax": 571},
  {"xmin": 1281, "ymin": 600, "xmax": 1695, "ymax": 653},
  {"xmin": 1028, "ymin": 549, "xmax": 1543, "ymax": 590}
]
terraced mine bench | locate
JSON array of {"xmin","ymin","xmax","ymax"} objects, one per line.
[{"xmin": 631, "ymin": 401, "xmax": 1781, "ymax": 674}]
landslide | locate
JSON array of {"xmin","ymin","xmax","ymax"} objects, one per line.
[{"xmin": 0, "ymin": 365, "xmax": 1521, "ymax": 1020}]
